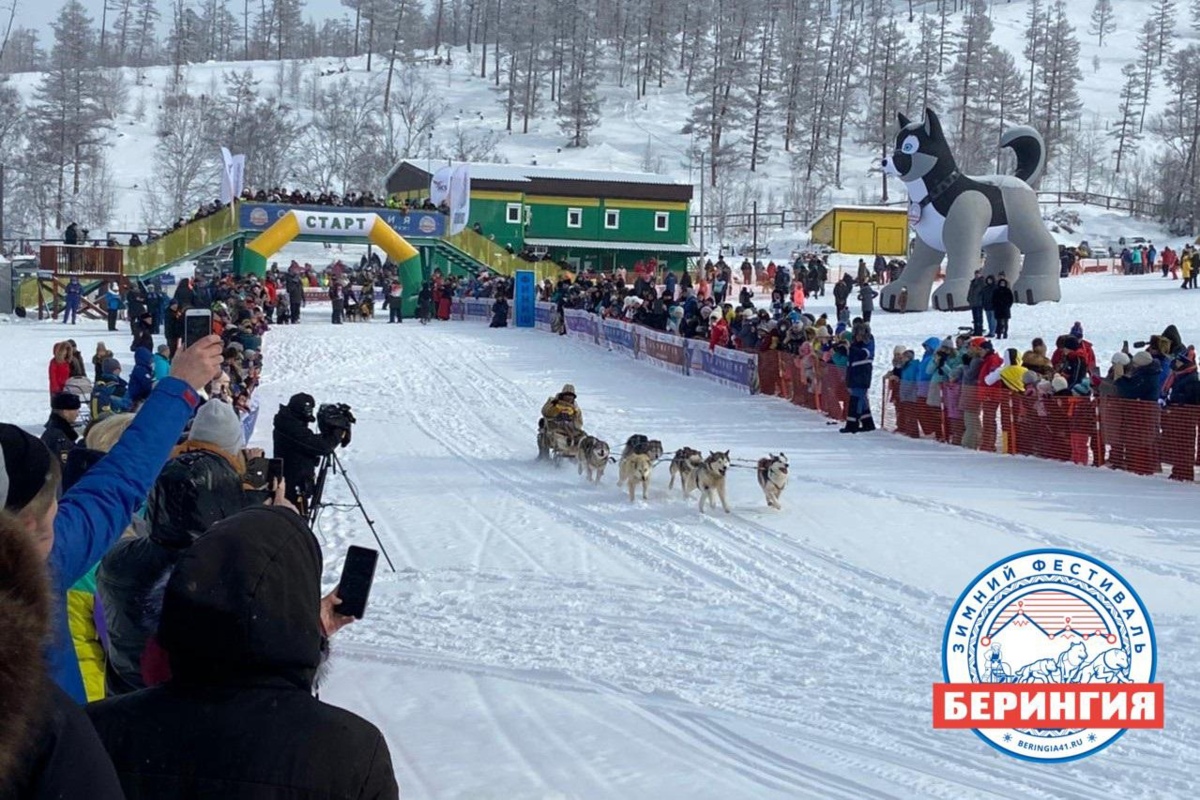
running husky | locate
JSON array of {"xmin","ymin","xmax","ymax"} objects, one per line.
[
  {"xmin": 668, "ymin": 447, "xmax": 703, "ymax": 496},
  {"xmin": 620, "ymin": 434, "xmax": 664, "ymax": 463},
  {"xmin": 756, "ymin": 453, "xmax": 789, "ymax": 510},
  {"xmin": 880, "ymin": 108, "xmax": 1060, "ymax": 313},
  {"xmin": 577, "ymin": 435, "xmax": 611, "ymax": 484},
  {"xmin": 618, "ymin": 452, "xmax": 654, "ymax": 502},
  {"xmin": 687, "ymin": 451, "xmax": 732, "ymax": 514}
]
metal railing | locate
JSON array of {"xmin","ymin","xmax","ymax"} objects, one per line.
[
  {"xmin": 442, "ymin": 229, "xmax": 557, "ymax": 281},
  {"xmin": 122, "ymin": 208, "xmax": 243, "ymax": 277}
]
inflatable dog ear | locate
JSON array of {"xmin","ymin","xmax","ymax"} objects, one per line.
[{"xmin": 880, "ymin": 107, "xmax": 1061, "ymax": 313}]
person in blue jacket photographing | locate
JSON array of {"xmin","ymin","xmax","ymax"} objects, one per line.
[{"xmin": 0, "ymin": 334, "xmax": 224, "ymax": 705}]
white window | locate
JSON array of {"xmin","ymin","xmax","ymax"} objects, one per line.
[
  {"xmin": 506, "ymin": 203, "xmax": 522, "ymax": 224},
  {"xmin": 654, "ymin": 211, "xmax": 670, "ymax": 232},
  {"xmin": 567, "ymin": 207, "xmax": 583, "ymax": 228},
  {"xmin": 604, "ymin": 209, "xmax": 620, "ymax": 229}
]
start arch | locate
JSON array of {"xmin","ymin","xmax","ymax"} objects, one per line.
[{"xmin": 242, "ymin": 209, "xmax": 424, "ymax": 313}]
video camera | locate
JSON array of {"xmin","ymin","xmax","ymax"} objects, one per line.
[{"xmin": 317, "ymin": 402, "xmax": 356, "ymax": 448}]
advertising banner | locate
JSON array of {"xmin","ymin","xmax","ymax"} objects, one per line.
[
  {"xmin": 601, "ymin": 318, "xmax": 638, "ymax": 358},
  {"xmin": 637, "ymin": 328, "xmax": 689, "ymax": 376},
  {"xmin": 449, "ymin": 163, "xmax": 471, "ymax": 235},
  {"xmin": 450, "ymin": 298, "xmax": 465, "ymax": 320},
  {"xmin": 238, "ymin": 203, "xmax": 445, "ymax": 238},
  {"xmin": 514, "ymin": 270, "xmax": 536, "ymax": 328},
  {"xmin": 464, "ymin": 298, "xmax": 492, "ymax": 322},
  {"xmin": 534, "ymin": 301, "xmax": 555, "ymax": 331},
  {"xmin": 564, "ymin": 308, "xmax": 598, "ymax": 343},
  {"xmin": 686, "ymin": 341, "xmax": 759, "ymax": 393}
]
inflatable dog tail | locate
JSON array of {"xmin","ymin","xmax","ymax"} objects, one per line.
[{"xmin": 1000, "ymin": 126, "xmax": 1046, "ymax": 189}]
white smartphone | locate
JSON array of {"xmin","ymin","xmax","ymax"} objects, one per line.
[{"xmin": 184, "ymin": 308, "xmax": 213, "ymax": 348}]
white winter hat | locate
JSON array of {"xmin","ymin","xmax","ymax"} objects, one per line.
[
  {"xmin": 189, "ymin": 400, "xmax": 245, "ymax": 458},
  {"xmin": 1111, "ymin": 351, "xmax": 1131, "ymax": 367},
  {"xmin": 1037, "ymin": 380, "xmax": 1053, "ymax": 394},
  {"xmin": 1051, "ymin": 375, "xmax": 1068, "ymax": 392},
  {"xmin": 1132, "ymin": 350, "xmax": 1154, "ymax": 368}
]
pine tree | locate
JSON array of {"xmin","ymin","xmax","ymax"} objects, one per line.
[
  {"xmin": 1111, "ymin": 62, "xmax": 1143, "ymax": 174},
  {"xmin": 1151, "ymin": 0, "xmax": 1176, "ymax": 66},
  {"xmin": 1193, "ymin": 0, "xmax": 1200, "ymax": 33},
  {"xmin": 1033, "ymin": 0, "xmax": 1082, "ymax": 169},
  {"xmin": 1022, "ymin": 0, "xmax": 1047, "ymax": 120},
  {"xmin": 133, "ymin": 0, "xmax": 160, "ymax": 66},
  {"xmin": 558, "ymin": 5, "xmax": 600, "ymax": 147},
  {"xmin": 1088, "ymin": 0, "xmax": 1115, "ymax": 47},
  {"xmin": 1136, "ymin": 18, "xmax": 1158, "ymax": 133},
  {"xmin": 1156, "ymin": 44, "xmax": 1200, "ymax": 230},
  {"xmin": 946, "ymin": 0, "xmax": 995, "ymax": 171},
  {"xmin": 28, "ymin": 0, "xmax": 111, "ymax": 229}
]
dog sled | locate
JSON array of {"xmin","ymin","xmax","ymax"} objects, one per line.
[{"xmin": 539, "ymin": 417, "xmax": 586, "ymax": 466}]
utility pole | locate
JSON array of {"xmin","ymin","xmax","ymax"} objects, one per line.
[
  {"xmin": 698, "ymin": 152, "xmax": 705, "ymax": 261},
  {"xmin": 751, "ymin": 199, "xmax": 758, "ymax": 265}
]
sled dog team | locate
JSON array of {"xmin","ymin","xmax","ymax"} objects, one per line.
[{"xmin": 568, "ymin": 433, "xmax": 789, "ymax": 513}]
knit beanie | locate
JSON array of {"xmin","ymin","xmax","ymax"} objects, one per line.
[
  {"xmin": 1051, "ymin": 375, "xmax": 1069, "ymax": 393},
  {"xmin": 188, "ymin": 400, "xmax": 245, "ymax": 458},
  {"xmin": 0, "ymin": 424, "xmax": 54, "ymax": 512},
  {"xmin": 1112, "ymin": 351, "xmax": 1131, "ymax": 367},
  {"xmin": 51, "ymin": 392, "xmax": 82, "ymax": 411},
  {"xmin": 1132, "ymin": 350, "xmax": 1154, "ymax": 368},
  {"xmin": 1070, "ymin": 322, "xmax": 1083, "ymax": 339},
  {"xmin": 102, "ymin": 357, "xmax": 121, "ymax": 375}
]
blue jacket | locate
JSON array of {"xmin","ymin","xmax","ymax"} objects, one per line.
[
  {"xmin": 1115, "ymin": 366, "xmax": 1161, "ymax": 402},
  {"xmin": 899, "ymin": 358, "xmax": 922, "ymax": 402},
  {"xmin": 153, "ymin": 352, "xmax": 171, "ymax": 382},
  {"xmin": 92, "ymin": 374, "xmax": 132, "ymax": 417},
  {"xmin": 105, "ymin": 290, "xmax": 121, "ymax": 311},
  {"xmin": 129, "ymin": 348, "xmax": 155, "ymax": 404},
  {"xmin": 847, "ymin": 340, "xmax": 873, "ymax": 390},
  {"xmin": 916, "ymin": 337, "xmax": 941, "ymax": 397},
  {"xmin": 50, "ymin": 376, "xmax": 200, "ymax": 702},
  {"xmin": 66, "ymin": 281, "xmax": 83, "ymax": 304}
]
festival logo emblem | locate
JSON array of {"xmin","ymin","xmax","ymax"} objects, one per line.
[
  {"xmin": 418, "ymin": 215, "xmax": 438, "ymax": 234},
  {"xmin": 934, "ymin": 549, "xmax": 1161, "ymax": 762},
  {"xmin": 249, "ymin": 207, "xmax": 269, "ymax": 227}
]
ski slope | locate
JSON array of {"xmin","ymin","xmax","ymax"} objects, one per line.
[{"xmin": 5, "ymin": 273, "xmax": 1200, "ymax": 797}]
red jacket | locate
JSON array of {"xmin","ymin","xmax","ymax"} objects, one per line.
[
  {"xmin": 49, "ymin": 359, "xmax": 70, "ymax": 397},
  {"xmin": 977, "ymin": 352, "xmax": 1004, "ymax": 386},
  {"xmin": 709, "ymin": 319, "xmax": 730, "ymax": 351}
]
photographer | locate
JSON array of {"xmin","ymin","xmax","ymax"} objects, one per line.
[{"xmin": 272, "ymin": 393, "xmax": 351, "ymax": 511}]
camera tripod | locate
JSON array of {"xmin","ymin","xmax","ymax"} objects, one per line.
[{"xmin": 307, "ymin": 449, "xmax": 396, "ymax": 571}]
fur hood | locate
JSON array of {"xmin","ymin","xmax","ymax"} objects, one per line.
[{"xmin": 0, "ymin": 517, "xmax": 51, "ymax": 785}]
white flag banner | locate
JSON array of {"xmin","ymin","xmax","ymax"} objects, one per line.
[
  {"xmin": 219, "ymin": 146, "xmax": 236, "ymax": 204},
  {"xmin": 429, "ymin": 165, "xmax": 453, "ymax": 207},
  {"xmin": 449, "ymin": 163, "xmax": 471, "ymax": 235},
  {"xmin": 230, "ymin": 153, "xmax": 246, "ymax": 200}
]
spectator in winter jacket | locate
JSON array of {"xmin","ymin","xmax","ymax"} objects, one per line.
[
  {"xmin": 1164, "ymin": 353, "xmax": 1200, "ymax": 481},
  {"xmin": 709, "ymin": 315, "xmax": 730, "ymax": 351},
  {"xmin": 966, "ymin": 270, "xmax": 986, "ymax": 336},
  {"xmin": 0, "ymin": 335, "xmax": 221, "ymax": 705},
  {"xmin": 41, "ymin": 392, "xmax": 82, "ymax": 463},
  {"xmin": 153, "ymin": 344, "xmax": 171, "ymax": 382},
  {"xmin": 992, "ymin": 277, "xmax": 1015, "ymax": 339},
  {"xmin": 131, "ymin": 312, "xmax": 155, "ymax": 353},
  {"xmin": 980, "ymin": 275, "xmax": 998, "ymax": 337},
  {"xmin": 857, "ymin": 282, "xmax": 878, "ymax": 322},
  {"xmin": 842, "ymin": 323, "xmax": 876, "ymax": 434},
  {"xmin": 1115, "ymin": 350, "xmax": 1161, "ymax": 402},
  {"xmin": 0, "ymin": 514, "xmax": 126, "ymax": 800},
  {"xmin": 49, "ymin": 341, "xmax": 72, "ymax": 399},
  {"xmin": 86, "ymin": 506, "xmax": 399, "ymax": 799},
  {"xmin": 128, "ymin": 347, "xmax": 155, "ymax": 407},
  {"xmin": 96, "ymin": 451, "xmax": 249, "ymax": 697},
  {"xmin": 62, "ymin": 277, "xmax": 83, "ymax": 325}
]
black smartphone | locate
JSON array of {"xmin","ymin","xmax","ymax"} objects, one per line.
[
  {"xmin": 184, "ymin": 308, "xmax": 213, "ymax": 348},
  {"xmin": 334, "ymin": 546, "xmax": 378, "ymax": 619},
  {"xmin": 266, "ymin": 458, "xmax": 284, "ymax": 486}
]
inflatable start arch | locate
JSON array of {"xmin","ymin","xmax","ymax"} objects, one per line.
[{"xmin": 243, "ymin": 209, "xmax": 424, "ymax": 311}]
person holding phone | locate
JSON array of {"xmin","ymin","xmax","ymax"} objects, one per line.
[{"xmin": 86, "ymin": 506, "xmax": 399, "ymax": 799}]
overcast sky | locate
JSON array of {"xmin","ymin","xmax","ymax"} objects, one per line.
[{"xmin": 18, "ymin": 0, "xmax": 348, "ymax": 43}]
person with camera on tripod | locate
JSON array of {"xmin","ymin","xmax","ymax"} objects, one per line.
[{"xmin": 272, "ymin": 394, "xmax": 351, "ymax": 513}]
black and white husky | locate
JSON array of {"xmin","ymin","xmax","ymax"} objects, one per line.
[
  {"xmin": 880, "ymin": 108, "xmax": 1061, "ymax": 313},
  {"xmin": 756, "ymin": 453, "xmax": 789, "ymax": 510}
]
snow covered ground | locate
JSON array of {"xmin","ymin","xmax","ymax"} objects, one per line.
[{"xmin": 5, "ymin": 271, "xmax": 1200, "ymax": 798}]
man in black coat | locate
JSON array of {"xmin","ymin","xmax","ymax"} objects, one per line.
[
  {"xmin": 272, "ymin": 393, "xmax": 338, "ymax": 510},
  {"xmin": 329, "ymin": 281, "xmax": 344, "ymax": 325},
  {"xmin": 992, "ymin": 277, "xmax": 1015, "ymax": 339},
  {"xmin": 86, "ymin": 506, "xmax": 399, "ymax": 799},
  {"xmin": 285, "ymin": 273, "xmax": 304, "ymax": 323},
  {"xmin": 980, "ymin": 275, "xmax": 998, "ymax": 337},
  {"xmin": 966, "ymin": 269, "xmax": 986, "ymax": 336},
  {"xmin": 41, "ymin": 393, "xmax": 81, "ymax": 463}
]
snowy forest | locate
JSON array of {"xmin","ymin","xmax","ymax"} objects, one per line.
[{"xmin": 1, "ymin": 0, "xmax": 1199, "ymax": 238}]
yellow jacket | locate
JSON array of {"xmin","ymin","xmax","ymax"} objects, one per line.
[
  {"xmin": 542, "ymin": 396, "xmax": 583, "ymax": 428},
  {"xmin": 68, "ymin": 569, "xmax": 106, "ymax": 702}
]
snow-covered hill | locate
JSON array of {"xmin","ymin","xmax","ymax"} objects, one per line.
[{"xmin": 3, "ymin": 0, "xmax": 1197, "ymax": 238}]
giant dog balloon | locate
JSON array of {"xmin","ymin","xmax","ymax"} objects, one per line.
[{"xmin": 880, "ymin": 109, "xmax": 1061, "ymax": 312}]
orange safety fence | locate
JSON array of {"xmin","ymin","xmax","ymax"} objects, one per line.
[{"xmin": 876, "ymin": 381, "xmax": 1200, "ymax": 482}]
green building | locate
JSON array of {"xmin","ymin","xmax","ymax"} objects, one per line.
[{"xmin": 384, "ymin": 161, "xmax": 698, "ymax": 272}]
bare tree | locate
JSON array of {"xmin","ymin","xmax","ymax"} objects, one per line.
[{"xmin": 1088, "ymin": 0, "xmax": 1115, "ymax": 47}]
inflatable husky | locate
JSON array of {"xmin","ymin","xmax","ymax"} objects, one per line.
[{"xmin": 881, "ymin": 108, "xmax": 1061, "ymax": 313}]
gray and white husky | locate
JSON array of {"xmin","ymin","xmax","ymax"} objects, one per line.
[{"xmin": 880, "ymin": 108, "xmax": 1061, "ymax": 313}]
